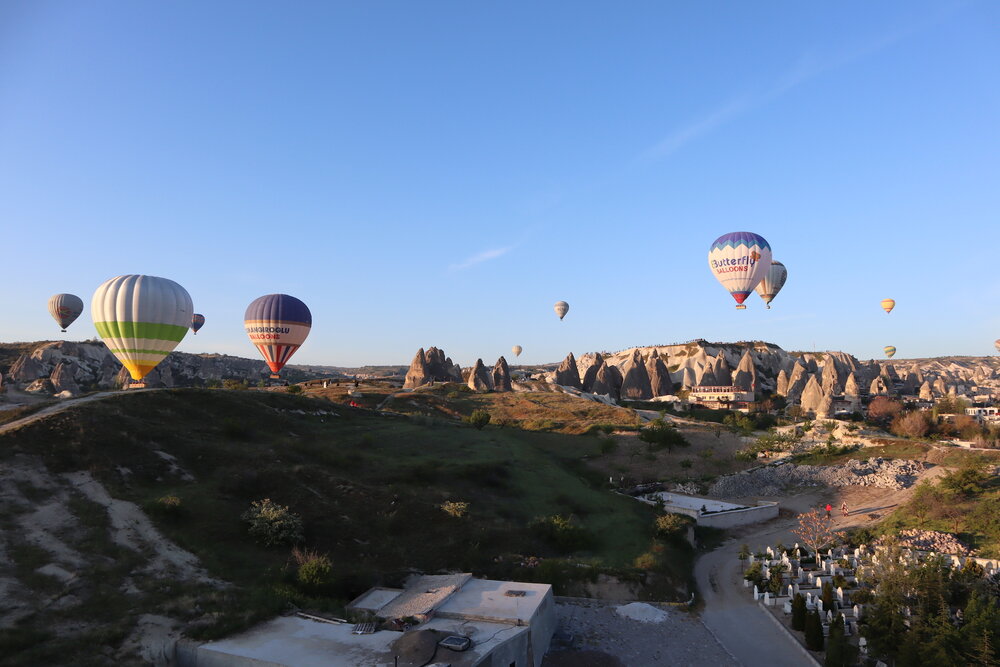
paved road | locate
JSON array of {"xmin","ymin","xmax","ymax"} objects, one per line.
[{"xmin": 695, "ymin": 522, "xmax": 816, "ymax": 667}]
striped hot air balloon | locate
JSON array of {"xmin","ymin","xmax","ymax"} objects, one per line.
[
  {"xmin": 554, "ymin": 301, "xmax": 569, "ymax": 320},
  {"xmin": 48, "ymin": 293, "xmax": 84, "ymax": 332},
  {"xmin": 754, "ymin": 260, "xmax": 787, "ymax": 309},
  {"xmin": 245, "ymin": 294, "xmax": 312, "ymax": 376},
  {"xmin": 191, "ymin": 313, "xmax": 205, "ymax": 335},
  {"xmin": 881, "ymin": 299, "xmax": 895, "ymax": 314},
  {"xmin": 92, "ymin": 275, "xmax": 192, "ymax": 381},
  {"xmin": 708, "ymin": 232, "xmax": 772, "ymax": 309},
  {"xmin": 884, "ymin": 346, "xmax": 896, "ymax": 358}
]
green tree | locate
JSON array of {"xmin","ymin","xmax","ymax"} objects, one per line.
[
  {"xmin": 825, "ymin": 613, "xmax": 848, "ymax": 667},
  {"xmin": 738, "ymin": 543, "xmax": 751, "ymax": 572},
  {"xmin": 791, "ymin": 593, "xmax": 807, "ymax": 631},
  {"xmin": 242, "ymin": 498, "xmax": 304, "ymax": 547},
  {"xmin": 940, "ymin": 455, "xmax": 990, "ymax": 497},
  {"xmin": 804, "ymin": 609, "xmax": 824, "ymax": 651}
]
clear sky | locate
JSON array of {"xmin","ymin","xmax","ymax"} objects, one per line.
[{"xmin": 1, "ymin": 1, "xmax": 997, "ymax": 367}]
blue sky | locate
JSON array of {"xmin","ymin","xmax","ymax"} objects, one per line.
[{"xmin": 1, "ymin": 1, "xmax": 997, "ymax": 367}]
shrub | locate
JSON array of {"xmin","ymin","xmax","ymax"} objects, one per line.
[
  {"xmin": 654, "ymin": 513, "xmax": 690, "ymax": 539},
  {"xmin": 440, "ymin": 501, "xmax": 469, "ymax": 518},
  {"xmin": 157, "ymin": 495, "xmax": 182, "ymax": 514},
  {"xmin": 599, "ymin": 437, "xmax": 618, "ymax": 455},
  {"xmin": 530, "ymin": 514, "xmax": 593, "ymax": 553},
  {"xmin": 634, "ymin": 552, "xmax": 658, "ymax": 570},
  {"xmin": 223, "ymin": 379, "xmax": 249, "ymax": 390},
  {"xmin": 291, "ymin": 547, "xmax": 333, "ymax": 591},
  {"xmin": 242, "ymin": 499, "xmax": 304, "ymax": 547},
  {"xmin": 286, "ymin": 384, "xmax": 303, "ymax": 394},
  {"xmin": 639, "ymin": 419, "xmax": 689, "ymax": 451},
  {"xmin": 466, "ymin": 410, "xmax": 491, "ymax": 430}
]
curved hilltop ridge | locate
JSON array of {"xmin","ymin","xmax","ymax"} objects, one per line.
[{"xmin": 0, "ymin": 388, "xmax": 663, "ymax": 664}]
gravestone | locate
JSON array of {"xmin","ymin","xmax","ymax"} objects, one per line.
[
  {"xmin": 836, "ymin": 587, "xmax": 844, "ymax": 602},
  {"xmin": 753, "ymin": 585, "xmax": 759, "ymax": 600},
  {"xmin": 763, "ymin": 592, "xmax": 771, "ymax": 606}
]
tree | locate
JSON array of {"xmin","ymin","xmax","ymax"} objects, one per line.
[
  {"xmin": 940, "ymin": 455, "xmax": 990, "ymax": 497},
  {"xmin": 825, "ymin": 613, "xmax": 848, "ymax": 667},
  {"xmin": 241, "ymin": 498, "xmax": 304, "ymax": 547},
  {"xmin": 738, "ymin": 543, "xmax": 751, "ymax": 572},
  {"xmin": 868, "ymin": 396, "xmax": 902, "ymax": 424},
  {"xmin": 791, "ymin": 593, "xmax": 807, "ymax": 631},
  {"xmin": 804, "ymin": 609, "xmax": 824, "ymax": 650},
  {"xmin": 792, "ymin": 508, "xmax": 843, "ymax": 561},
  {"xmin": 891, "ymin": 410, "xmax": 931, "ymax": 438}
]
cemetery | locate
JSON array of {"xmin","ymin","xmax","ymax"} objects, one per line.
[{"xmin": 739, "ymin": 537, "xmax": 1000, "ymax": 665}]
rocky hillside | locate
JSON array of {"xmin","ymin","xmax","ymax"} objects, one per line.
[
  {"xmin": 1, "ymin": 341, "xmax": 327, "ymax": 396},
  {"xmin": 547, "ymin": 340, "xmax": 1000, "ymax": 417}
]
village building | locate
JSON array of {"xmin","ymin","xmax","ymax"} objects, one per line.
[
  {"xmin": 688, "ymin": 385, "xmax": 754, "ymax": 410},
  {"xmin": 178, "ymin": 574, "xmax": 555, "ymax": 667}
]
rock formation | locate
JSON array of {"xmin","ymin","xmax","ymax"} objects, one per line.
[
  {"xmin": 49, "ymin": 361, "xmax": 80, "ymax": 396},
  {"xmin": 799, "ymin": 375, "xmax": 825, "ymax": 416},
  {"xmin": 582, "ymin": 353, "xmax": 604, "ymax": 392},
  {"xmin": 554, "ymin": 353, "xmax": 582, "ymax": 389},
  {"xmin": 467, "ymin": 359, "xmax": 494, "ymax": 392},
  {"xmin": 646, "ymin": 351, "xmax": 674, "ymax": 397},
  {"xmin": 404, "ymin": 347, "xmax": 462, "ymax": 389},
  {"xmin": 620, "ymin": 350, "xmax": 652, "ymax": 400},
  {"xmin": 775, "ymin": 369, "xmax": 789, "ymax": 396},
  {"xmin": 590, "ymin": 359, "xmax": 622, "ymax": 399},
  {"xmin": 492, "ymin": 357, "xmax": 512, "ymax": 392},
  {"xmin": 732, "ymin": 348, "xmax": 757, "ymax": 391}
]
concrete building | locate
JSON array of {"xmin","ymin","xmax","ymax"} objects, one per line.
[
  {"xmin": 966, "ymin": 405, "xmax": 1000, "ymax": 423},
  {"xmin": 178, "ymin": 574, "xmax": 555, "ymax": 667}
]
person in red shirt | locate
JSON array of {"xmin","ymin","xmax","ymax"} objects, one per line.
[{"xmin": 825, "ymin": 503, "xmax": 832, "ymax": 519}]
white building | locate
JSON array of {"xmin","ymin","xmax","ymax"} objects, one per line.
[
  {"xmin": 688, "ymin": 385, "xmax": 754, "ymax": 409},
  {"xmin": 179, "ymin": 574, "xmax": 555, "ymax": 667},
  {"xmin": 966, "ymin": 406, "xmax": 1000, "ymax": 424}
]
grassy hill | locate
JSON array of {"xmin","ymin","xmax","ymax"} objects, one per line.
[{"xmin": 0, "ymin": 388, "xmax": 691, "ymax": 665}]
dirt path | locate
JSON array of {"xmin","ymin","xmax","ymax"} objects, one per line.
[{"xmin": 0, "ymin": 390, "xmax": 141, "ymax": 436}]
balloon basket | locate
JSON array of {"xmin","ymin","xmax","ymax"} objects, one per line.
[
  {"xmin": 735, "ymin": 305, "xmax": 746, "ymax": 310},
  {"xmin": 270, "ymin": 374, "xmax": 281, "ymax": 379},
  {"xmin": 125, "ymin": 382, "xmax": 146, "ymax": 390}
]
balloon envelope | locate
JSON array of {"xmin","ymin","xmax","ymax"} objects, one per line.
[
  {"xmin": 191, "ymin": 313, "xmax": 205, "ymax": 334},
  {"xmin": 881, "ymin": 299, "xmax": 895, "ymax": 314},
  {"xmin": 92, "ymin": 275, "xmax": 192, "ymax": 381},
  {"xmin": 754, "ymin": 260, "xmax": 787, "ymax": 309},
  {"xmin": 512, "ymin": 345, "xmax": 522, "ymax": 357},
  {"xmin": 995, "ymin": 339, "xmax": 1000, "ymax": 353},
  {"xmin": 48, "ymin": 293, "xmax": 84, "ymax": 331},
  {"xmin": 554, "ymin": 301, "xmax": 569, "ymax": 320},
  {"xmin": 884, "ymin": 346, "xmax": 896, "ymax": 358},
  {"xmin": 245, "ymin": 294, "xmax": 312, "ymax": 374},
  {"xmin": 708, "ymin": 232, "xmax": 772, "ymax": 308}
]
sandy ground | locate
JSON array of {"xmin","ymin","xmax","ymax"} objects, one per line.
[{"xmin": 542, "ymin": 598, "xmax": 737, "ymax": 667}]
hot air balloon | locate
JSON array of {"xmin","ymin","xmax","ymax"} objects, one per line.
[
  {"xmin": 881, "ymin": 299, "xmax": 895, "ymax": 314},
  {"xmin": 512, "ymin": 345, "xmax": 522, "ymax": 357},
  {"xmin": 92, "ymin": 275, "xmax": 192, "ymax": 384},
  {"xmin": 48, "ymin": 293, "xmax": 84, "ymax": 332},
  {"xmin": 191, "ymin": 313, "xmax": 205, "ymax": 335},
  {"xmin": 994, "ymin": 339, "xmax": 1000, "ymax": 354},
  {"xmin": 754, "ymin": 260, "xmax": 787, "ymax": 309},
  {"xmin": 245, "ymin": 294, "xmax": 312, "ymax": 377},
  {"xmin": 884, "ymin": 346, "xmax": 896, "ymax": 358},
  {"xmin": 554, "ymin": 301, "xmax": 569, "ymax": 320},
  {"xmin": 708, "ymin": 232, "xmax": 772, "ymax": 309}
]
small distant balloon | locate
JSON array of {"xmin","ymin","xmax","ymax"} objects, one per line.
[
  {"xmin": 708, "ymin": 232, "xmax": 772, "ymax": 309},
  {"xmin": 92, "ymin": 275, "xmax": 192, "ymax": 381},
  {"xmin": 48, "ymin": 293, "xmax": 84, "ymax": 332},
  {"xmin": 884, "ymin": 346, "xmax": 896, "ymax": 358},
  {"xmin": 881, "ymin": 299, "xmax": 895, "ymax": 314},
  {"xmin": 245, "ymin": 294, "xmax": 312, "ymax": 375},
  {"xmin": 755, "ymin": 260, "xmax": 787, "ymax": 309},
  {"xmin": 191, "ymin": 313, "xmax": 205, "ymax": 335},
  {"xmin": 554, "ymin": 301, "xmax": 569, "ymax": 320},
  {"xmin": 512, "ymin": 345, "xmax": 522, "ymax": 357},
  {"xmin": 994, "ymin": 339, "xmax": 1000, "ymax": 354}
]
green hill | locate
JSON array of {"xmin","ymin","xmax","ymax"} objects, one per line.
[{"xmin": 0, "ymin": 388, "xmax": 688, "ymax": 665}]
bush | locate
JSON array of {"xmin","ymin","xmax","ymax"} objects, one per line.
[
  {"xmin": 654, "ymin": 513, "xmax": 690, "ymax": 539},
  {"xmin": 599, "ymin": 437, "xmax": 618, "ymax": 455},
  {"xmin": 466, "ymin": 410, "xmax": 491, "ymax": 430},
  {"xmin": 223, "ymin": 379, "xmax": 249, "ymax": 390},
  {"xmin": 634, "ymin": 552, "xmax": 658, "ymax": 570},
  {"xmin": 291, "ymin": 547, "xmax": 333, "ymax": 591},
  {"xmin": 286, "ymin": 384, "xmax": 303, "ymax": 394},
  {"xmin": 440, "ymin": 501, "xmax": 469, "ymax": 518},
  {"xmin": 242, "ymin": 499, "xmax": 304, "ymax": 547},
  {"xmin": 530, "ymin": 514, "xmax": 593, "ymax": 553},
  {"xmin": 639, "ymin": 419, "xmax": 689, "ymax": 451}
]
